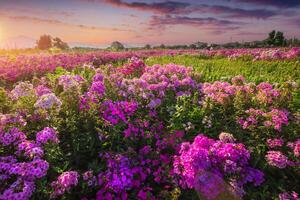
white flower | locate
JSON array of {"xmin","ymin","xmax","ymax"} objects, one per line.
[
  {"xmin": 11, "ymin": 82, "xmax": 33, "ymax": 99},
  {"xmin": 34, "ymin": 93, "xmax": 62, "ymax": 110}
]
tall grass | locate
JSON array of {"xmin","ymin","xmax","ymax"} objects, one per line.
[{"xmin": 145, "ymin": 55, "xmax": 300, "ymax": 83}]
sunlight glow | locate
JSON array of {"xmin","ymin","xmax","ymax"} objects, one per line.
[
  {"xmin": 0, "ymin": 27, "xmax": 2, "ymax": 42},
  {"xmin": 0, "ymin": 24, "xmax": 3, "ymax": 44}
]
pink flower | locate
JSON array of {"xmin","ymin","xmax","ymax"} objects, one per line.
[
  {"xmin": 267, "ymin": 138, "xmax": 284, "ymax": 148},
  {"xmin": 266, "ymin": 151, "xmax": 288, "ymax": 168}
]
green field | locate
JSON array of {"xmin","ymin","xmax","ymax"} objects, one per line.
[{"xmin": 145, "ymin": 55, "xmax": 300, "ymax": 83}]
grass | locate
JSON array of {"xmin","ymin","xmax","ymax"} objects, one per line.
[{"xmin": 145, "ymin": 55, "xmax": 300, "ymax": 83}]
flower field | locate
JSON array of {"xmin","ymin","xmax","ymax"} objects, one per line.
[
  {"xmin": 1, "ymin": 48, "xmax": 299, "ymax": 83},
  {"xmin": 0, "ymin": 49, "xmax": 299, "ymax": 200}
]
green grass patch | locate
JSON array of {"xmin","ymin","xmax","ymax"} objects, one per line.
[{"xmin": 145, "ymin": 55, "xmax": 300, "ymax": 83}]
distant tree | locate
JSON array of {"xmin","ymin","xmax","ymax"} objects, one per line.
[
  {"xmin": 266, "ymin": 30, "xmax": 276, "ymax": 46},
  {"xmin": 189, "ymin": 44, "xmax": 197, "ymax": 49},
  {"xmin": 111, "ymin": 41, "xmax": 124, "ymax": 50},
  {"xmin": 144, "ymin": 44, "xmax": 151, "ymax": 49},
  {"xmin": 159, "ymin": 44, "xmax": 165, "ymax": 49},
  {"xmin": 37, "ymin": 35, "xmax": 52, "ymax": 50},
  {"xmin": 274, "ymin": 31, "xmax": 285, "ymax": 46},
  {"xmin": 53, "ymin": 37, "xmax": 69, "ymax": 50},
  {"xmin": 195, "ymin": 42, "xmax": 208, "ymax": 49}
]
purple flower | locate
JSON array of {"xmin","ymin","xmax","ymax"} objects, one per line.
[
  {"xmin": 90, "ymin": 81, "xmax": 105, "ymax": 97},
  {"xmin": 174, "ymin": 134, "xmax": 262, "ymax": 198},
  {"xmin": 36, "ymin": 127, "xmax": 59, "ymax": 145},
  {"xmin": 35, "ymin": 85, "xmax": 52, "ymax": 96}
]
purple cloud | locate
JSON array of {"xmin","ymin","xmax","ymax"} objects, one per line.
[
  {"xmin": 193, "ymin": 5, "xmax": 277, "ymax": 19},
  {"xmin": 98, "ymin": 0, "xmax": 282, "ymax": 19},
  {"xmin": 229, "ymin": 0, "xmax": 300, "ymax": 8},
  {"xmin": 148, "ymin": 15, "xmax": 243, "ymax": 32},
  {"xmin": 102, "ymin": 0, "xmax": 190, "ymax": 14}
]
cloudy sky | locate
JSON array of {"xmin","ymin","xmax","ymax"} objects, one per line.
[{"xmin": 0, "ymin": 0, "xmax": 299, "ymax": 47}]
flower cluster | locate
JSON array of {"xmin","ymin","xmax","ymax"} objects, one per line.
[
  {"xmin": 238, "ymin": 108, "xmax": 289, "ymax": 131},
  {"xmin": 97, "ymin": 154, "xmax": 136, "ymax": 197},
  {"xmin": 119, "ymin": 64, "xmax": 198, "ymax": 107},
  {"xmin": 118, "ymin": 56, "xmax": 146, "ymax": 76},
  {"xmin": 203, "ymin": 81, "xmax": 237, "ymax": 104},
  {"xmin": 174, "ymin": 133, "xmax": 264, "ymax": 199},
  {"xmin": 267, "ymin": 138, "xmax": 284, "ymax": 148},
  {"xmin": 289, "ymin": 139, "xmax": 300, "ymax": 157},
  {"xmin": 10, "ymin": 82, "xmax": 34, "ymax": 100},
  {"xmin": 202, "ymin": 78, "xmax": 290, "ymax": 108},
  {"xmin": 34, "ymin": 93, "xmax": 62, "ymax": 110},
  {"xmin": 0, "ymin": 127, "xmax": 50, "ymax": 200},
  {"xmin": 35, "ymin": 85, "xmax": 52, "ymax": 96},
  {"xmin": 100, "ymin": 100, "xmax": 138, "ymax": 126},
  {"xmin": 266, "ymin": 151, "xmax": 289, "ymax": 168},
  {"xmin": 79, "ymin": 72, "xmax": 105, "ymax": 110},
  {"xmin": 51, "ymin": 171, "xmax": 79, "ymax": 198},
  {"xmin": 0, "ymin": 114, "xmax": 26, "ymax": 131},
  {"xmin": 82, "ymin": 170, "xmax": 97, "ymax": 187},
  {"xmin": 36, "ymin": 127, "xmax": 59, "ymax": 145},
  {"xmin": 256, "ymin": 82, "xmax": 282, "ymax": 105},
  {"xmin": 265, "ymin": 137, "xmax": 300, "ymax": 169},
  {"xmin": 57, "ymin": 74, "xmax": 85, "ymax": 90}
]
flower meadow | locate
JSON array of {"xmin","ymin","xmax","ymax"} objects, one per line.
[
  {"xmin": 0, "ymin": 48, "xmax": 299, "ymax": 84},
  {"xmin": 0, "ymin": 54, "xmax": 299, "ymax": 200}
]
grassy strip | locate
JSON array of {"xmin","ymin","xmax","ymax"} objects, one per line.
[{"xmin": 145, "ymin": 55, "xmax": 300, "ymax": 83}]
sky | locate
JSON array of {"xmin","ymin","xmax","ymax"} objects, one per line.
[{"xmin": 0, "ymin": 0, "xmax": 299, "ymax": 48}]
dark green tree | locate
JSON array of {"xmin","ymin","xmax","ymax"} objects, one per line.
[
  {"xmin": 266, "ymin": 30, "xmax": 276, "ymax": 46},
  {"xmin": 274, "ymin": 31, "xmax": 285, "ymax": 46}
]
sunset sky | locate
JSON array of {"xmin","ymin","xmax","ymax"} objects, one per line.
[{"xmin": 0, "ymin": 0, "xmax": 299, "ymax": 48}]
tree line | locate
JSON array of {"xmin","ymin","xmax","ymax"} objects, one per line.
[
  {"xmin": 148, "ymin": 30, "xmax": 299, "ymax": 50},
  {"xmin": 36, "ymin": 30, "xmax": 300, "ymax": 51}
]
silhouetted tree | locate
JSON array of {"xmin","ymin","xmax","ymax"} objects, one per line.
[
  {"xmin": 37, "ymin": 35, "xmax": 52, "ymax": 50},
  {"xmin": 111, "ymin": 41, "xmax": 124, "ymax": 50},
  {"xmin": 53, "ymin": 37, "xmax": 69, "ymax": 50},
  {"xmin": 274, "ymin": 31, "xmax": 285, "ymax": 46},
  {"xmin": 189, "ymin": 44, "xmax": 197, "ymax": 49},
  {"xmin": 159, "ymin": 44, "xmax": 165, "ymax": 49},
  {"xmin": 144, "ymin": 44, "xmax": 151, "ymax": 49},
  {"xmin": 266, "ymin": 30, "xmax": 276, "ymax": 46}
]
